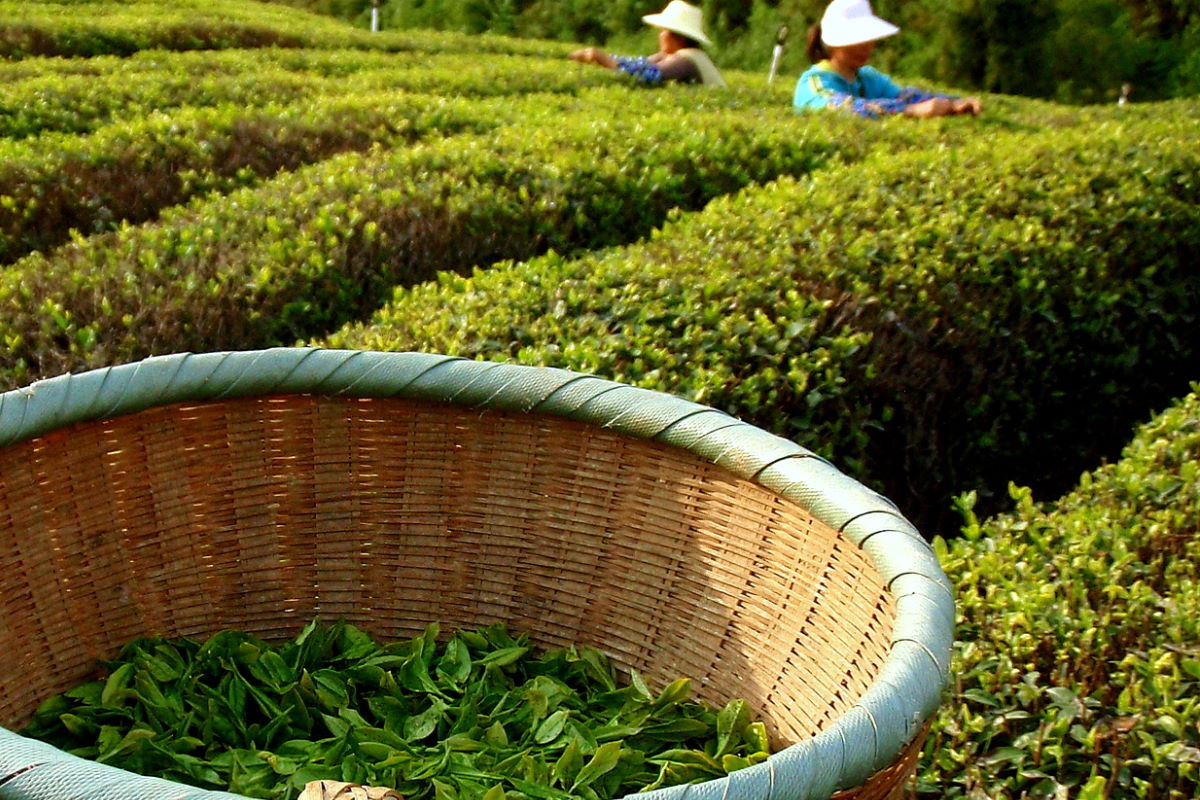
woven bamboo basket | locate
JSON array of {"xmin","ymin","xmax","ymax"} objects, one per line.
[{"xmin": 0, "ymin": 349, "xmax": 953, "ymax": 800}]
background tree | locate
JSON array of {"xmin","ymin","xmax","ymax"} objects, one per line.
[{"xmin": 945, "ymin": 0, "xmax": 1058, "ymax": 97}]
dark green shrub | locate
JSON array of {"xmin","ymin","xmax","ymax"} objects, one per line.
[
  {"xmin": 0, "ymin": 0, "xmax": 573, "ymax": 59},
  {"xmin": 0, "ymin": 93, "xmax": 507, "ymax": 265},
  {"xmin": 921, "ymin": 385, "xmax": 1200, "ymax": 798},
  {"xmin": 0, "ymin": 45, "xmax": 634, "ymax": 266},
  {"xmin": 0, "ymin": 48, "xmax": 591, "ymax": 141},
  {"xmin": 0, "ymin": 91, "xmax": 863, "ymax": 389},
  {"xmin": 320, "ymin": 104, "xmax": 1200, "ymax": 533}
]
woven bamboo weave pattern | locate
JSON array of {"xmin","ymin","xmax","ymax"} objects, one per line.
[{"xmin": 0, "ymin": 349, "xmax": 953, "ymax": 800}]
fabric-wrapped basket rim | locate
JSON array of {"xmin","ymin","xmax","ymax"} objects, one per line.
[{"xmin": 0, "ymin": 348, "xmax": 954, "ymax": 800}]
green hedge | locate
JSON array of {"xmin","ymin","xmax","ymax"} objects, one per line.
[
  {"xmin": 0, "ymin": 59, "xmax": 315, "ymax": 141},
  {"xmin": 0, "ymin": 92, "xmax": 508, "ymax": 265},
  {"xmin": 0, "ymin": 90, "xmax": 886, "ymax": 390},
  {"xmin": 0, "ymin": 0, "xmax": 362, "ymax": 57},
  {"xmin": 0, "ymin": 82, "xmax": 1091, "ymax": 394},
  {"xmin": 0, "ymin": 0, "xmax": 571, "ymax": 59},
  {"xmin": 319, "ymin": 103, "xmax": 1200, "ymax": 532},
  {"xmin": 0, "ymin": 38, "xmax": 658, "ymax": 265},
  {"xmin": 0, "ymin": 49, "xmax": 617, "ymax": 141},
  {"xmin": 921, "ymin": 384, "xmax": 1200, "ymax": 798}
]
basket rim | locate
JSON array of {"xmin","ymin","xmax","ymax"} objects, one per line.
[{"xmin": 0, "ymin": 348, "xmax": 954, "ymax": 800}]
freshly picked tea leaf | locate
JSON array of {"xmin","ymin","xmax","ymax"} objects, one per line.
[{"xmin": 21, "ymin": 620, "xmax": 773, "ymax": 800}]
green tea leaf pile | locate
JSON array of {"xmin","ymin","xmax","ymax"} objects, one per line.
[{"xmin": 21, "ymin": 620, "xmax": 771, "ymax": 799}]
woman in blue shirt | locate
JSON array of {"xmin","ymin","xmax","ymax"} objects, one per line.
[{"xmin": 793, "ymin": 0, "xmax": 982, "ymax": 119}]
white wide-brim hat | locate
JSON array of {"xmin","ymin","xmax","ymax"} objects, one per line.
[
  {"xmin": 820, "ymin": 0, "xmax": 899, "ymax": 47},
  {"xmin": 642, "ymin": 0, "xmax": 713, "ymax": 47}
]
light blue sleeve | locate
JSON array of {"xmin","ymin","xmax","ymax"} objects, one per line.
[
  {"xmin": 793, "ymin": 66, "xmax": 850, "ymax": 110},
  {"xmin": 794, "ymin": 67, "xmax": 889, "ymax": 119},
  {"xmin": 858, "ymin": 66, "xmax": 903, "ymax": 100}
]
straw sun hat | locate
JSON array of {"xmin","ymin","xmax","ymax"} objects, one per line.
[
  {"xmin": 642, "ymin": 0, "xmax": 713, "ymax": 47},
  {"xmin": 820, "ymin": 0, "xmax": 899, "ymax": 47}
]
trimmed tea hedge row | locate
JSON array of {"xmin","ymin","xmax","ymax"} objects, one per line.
[
  {"xmin": 921, "ymin": 385, "xmax": 1200, "ymax": 798},
  {"xmin": 0, "ymin": 87, "xmax": 1157, "ymax": 399},
  {"xmin": 0, "ymin": 93, "xmax": 871, "ymax": 388},
  {"xmin": 0, "ymin": 0, "xmax": 571, "ymax": 59},
  {"xmin": 0, "ymin": 44, "xmax": 515, "ymax": 84},
  {"xmin": 0, "ymin": 50, "xmax": 615, "ymax": 141},
  {"xmin": 0, "ymin": 90, "xmax": 510, "ymax": 266},
  {"xmin": 0, "ymin": 61, "xmax": 314, "ymax": 141},
  {"xmin": 327, "ymin": 51, "xmax": 621, "ymax": 97},
  {"xmin": 0, "ymin": 39, "xmax": 668, "ymax": 265},
  {"xmin": 0, "ymin": 0, "xmax": 366, "ymax": 57},
  {"xmin": 319, "ymin": 103, "xmax": 1200, "ymax": 533}
]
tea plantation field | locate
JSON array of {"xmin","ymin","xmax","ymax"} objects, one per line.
[{"xmin": 1, "ymin": 0, "xmax": 1197, "ymax": 798}]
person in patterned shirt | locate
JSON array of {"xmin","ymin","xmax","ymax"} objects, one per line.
[
  {"xmin": 569, "ymin": 0, "xmax": 726, "ymax": 88},
  {"xmin": 793, "ymin": 0, "xmax": 982, "ymax": 119}
]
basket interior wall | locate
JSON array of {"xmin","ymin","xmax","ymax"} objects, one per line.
[{"xmin": 0, "ymin": 394, "xmax": 895, "ymax": 746}]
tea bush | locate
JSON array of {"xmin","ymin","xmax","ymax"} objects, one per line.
[
  {"xmin": 0, "ymin": 76, "xmax": 1099, "ymax": 395},
  {"xmin": 0, "ymin": 37, "xmax": 646, "ymax": 265},
  {"xmin": 0, "ymin": 91, "xmax": 508, "ymax": 265},
  {"xmin": 0, "ymin": 59, "xmax": 316, "ymax": 141},
  {"xmin": 0, "ymin": 49, "xmax": 607, "ymax": 141},
  {"xmin": 0, "ymin": 0, "xmax": 572, "ymax": 59},
  {"xmin": 320, "ymin": 103, "xmax": 1200, "ymax": 532},
  {"xmin": 3, "ymin": 4, "xmax": 1198, "ymax": 796},
  {"xmin": 0, "ymin": 0, "xmax": 370, "ymax": 57},
  {"xmin": 922, "ymin": 385, "xmax": 1200, "ymax": 798},
  {"xmin": 0, "ymin": 92, "xmax": 882, "ymax": 389}
]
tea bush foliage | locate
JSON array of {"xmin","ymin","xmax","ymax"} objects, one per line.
[
  {"xmin": 922, "ymin": 386, "xmax": 1200, "ymax": 798},
  {"xmin": 0, "ymin": 46, "xmax": 628, "ymax": 265},
  {"xmin": 0, "ymin": 0, "xmax": 571, "ymax": 59},
  {"xmin": 0, "ymin": 91, "xmax": 890, "ymax": 388},
  {"xmin": 321, "ymin": 104, "xmax": 1200, "ymax": 531},
  {"xmin": 0, "ymin": 91, "xmax": 507, "ymax": 265},
  {"xmin": 4, "ymin": 2, "xmax": 1199, "ymax": 799},
  {"xmin": 0, "ymin": 49, "xmax": 612, "ymax": 141},
  {"xmin": 0, "ymin": 0, "xmax": 379, "ymax": 57}
]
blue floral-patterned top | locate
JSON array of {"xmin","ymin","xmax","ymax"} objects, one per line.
[
  {"xmin": 793, "ymin": 61, "xmax": 950, "ymax": 118},
  {"xmin": 614, "ymin": 56, "xmax": 667, "ymax": 85},
  {"xmin": 607, "ymin": 50, "xmax": 726, "ymax": 87}
]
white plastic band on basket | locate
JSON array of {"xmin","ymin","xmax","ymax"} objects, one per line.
[{"xmin": 0, "ymin": 348, "xmax": 954, "ymax": 800}]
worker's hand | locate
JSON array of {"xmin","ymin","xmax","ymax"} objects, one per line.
[
  {"xmin": 904, "ymin": 96, "xmax": 982, "ymax": 118},
  {"xmin": 904, "ymin": 97, "xmax": 956, "ymax": 118},
  {"xmin": 952, "ymin": 97, "xmax": 983, "ymax": 116},
  {"xmin": 569, "ymin": 47, "xmax": 615, "ymax": 69}
]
